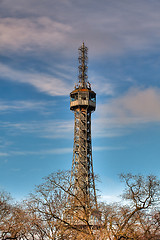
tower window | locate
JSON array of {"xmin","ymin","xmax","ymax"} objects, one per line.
[
  {"xmin": 70, "ymin": 93, "xmax": 78, "ymax": 101},
  {"xmin": 89, "ymin": 93, "xmax": 96, "ymax": 102}
]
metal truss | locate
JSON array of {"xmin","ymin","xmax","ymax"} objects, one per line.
[{"xmin": 71, "ymin": 107, "xmax": 97, "ymax": 208}]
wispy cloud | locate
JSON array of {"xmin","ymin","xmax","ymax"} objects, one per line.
[
  {"xmin": 93, "ymin": 146, "xmax": 124, "ymax": 151},
  {"xmin": 0, "ymin": 147, "xmax": 73, "ymax": 158},
  {"xmin": 0, "ymin": 62, "xmax": 114, "ymax": 97},
  {"xmin": 2, "ymin": 88, "xmax": 159, "ymax": 140},
  {"xmin": 0, "ymin": 120, "xmax": 73, "ymax": 139},
  {"xmin": 0, "ymin": 145, "xmax": 123, "ymax": 158},
  {"xmin": 0, "ymin": 152, "xmax": 9, "ymax": 157},
  {"xmin": 0, "ymin": 138, "xmax": 12, "ymax": 149},
  {"xmin": 10, "ymin": 168, "xmax": 20, "ymax": 172},
  {"xmin": 10, "ymin": 148, "xmax": 73, "ymax": 156},
  {"xmin": 0, "ymin": 100, "xmax": 54, "ymax": 113},
  {"xmin": 0, "ymin": 63, "xmax": 72, "ymax": 96}
]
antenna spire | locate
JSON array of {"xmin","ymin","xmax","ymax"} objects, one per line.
[{"xmin": 78, "ymin": 42, "xmax": 90, "ymax": 89}]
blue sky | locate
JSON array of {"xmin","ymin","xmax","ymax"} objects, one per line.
[{"xmin": 0, "ymin": 0, "xmax": 160, "ymax": 202}]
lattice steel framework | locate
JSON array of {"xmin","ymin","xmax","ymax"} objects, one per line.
[{"xmin": 70, "ymin": 43, "xmax": 97, "ymax": 210}]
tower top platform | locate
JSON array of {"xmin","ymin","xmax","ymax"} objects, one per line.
[
  {"xmin": 71, "ymin": 88, "xmax": 95, "ymax": 93},
  {"xmin": 70, "ymin": 43, "xmax": 96, "ymax": 112}
]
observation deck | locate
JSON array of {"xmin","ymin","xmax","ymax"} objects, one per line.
[{"xmin": 70, "ymin": 88, "xmax": 96, "ymax": 112}]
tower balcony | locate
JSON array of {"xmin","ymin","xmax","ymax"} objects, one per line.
[
  {"xmin": 70, "ymin": 89, "xmax": 96, "ymax": 112},
  {"xmin": 70, "ymin": 99, "xmax": 96, "ymax": 111}
]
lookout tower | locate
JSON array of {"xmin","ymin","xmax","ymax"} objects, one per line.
[{"xmin": 70, "ymin": 43, "xmax": 97, "ymax": 211}]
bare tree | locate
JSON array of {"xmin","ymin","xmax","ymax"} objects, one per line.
[
  {"xmin": 99, "ymin": 174, "xmax": 160, "ymax": 240},
  {"xmin": 0, "ymin": 190, "xmax": 46, "ymax": 240},
  {"xmin": 26, "ymin": 170, "xmax": 98, "ymax": 240},
  {"xmin": 0, "ymin": 190, "xmax": 11, "ymax": 221},
  {"xmin": 0, "ymin": 173, "xmax": 159, "ymax": 240},
  {"xmin": 131, "ymin": 210, "xmax": 160, "ymax": 240}
]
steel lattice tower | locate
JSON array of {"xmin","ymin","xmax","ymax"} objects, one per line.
[{"xmin": 70, "ymin": 43, "xmax": 97, "ymax": 210}]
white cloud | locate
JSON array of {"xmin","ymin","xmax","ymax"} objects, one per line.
[
  {"xmin": 106, "ymin": 87, "xmax": 160, "ymax": 123},
  {"xmin": 90, "ymin": 74, "xmax": 114, "ymax": 96},
  {"xmin": 93, "ymin": 87, "xmax": 160, "ymax": 138},
  {"xmin": 0, "ymin": 17, "xmax": 72, "ymax": 52},
  {"xmin": 98, "ymin": 194, "xmax": 121, "ymax": 203},
  {"xmin": 1, "ymin": 1, "xmax": 160, "ymax": 56},
  {"xmin": 0, "ymin": 63, "xmax": 72, "ymax": 96}
]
